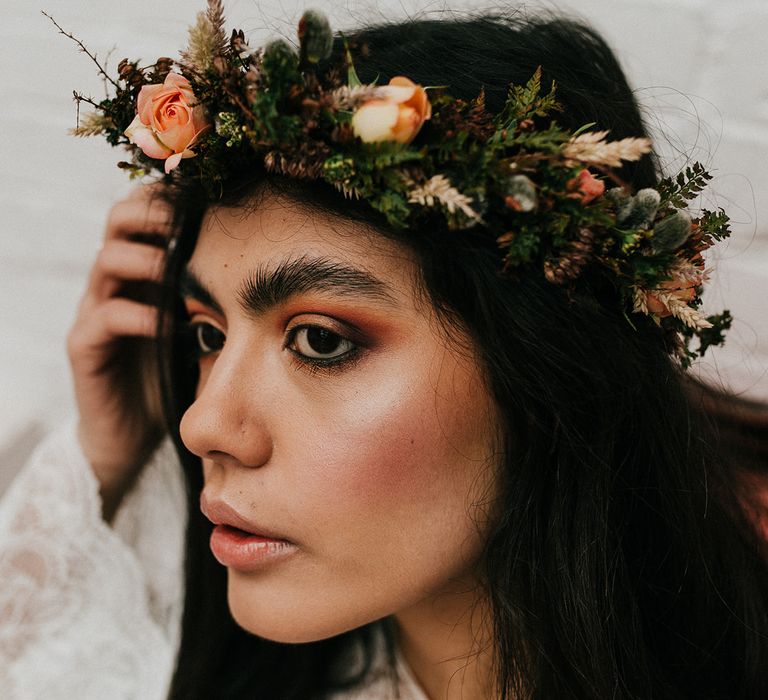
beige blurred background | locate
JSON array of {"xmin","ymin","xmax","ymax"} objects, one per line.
[{"xmin": 1, "ymin": 0, "xmax": 767, "ymax": 493}]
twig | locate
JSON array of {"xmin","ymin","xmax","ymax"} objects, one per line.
[
  {"xmin": 42, "ymin": 11, "xmax": 120, "ymax": 90},
  {"xmin": 72, "ymin": 90, "xmax": 99, "ymax": 108}
]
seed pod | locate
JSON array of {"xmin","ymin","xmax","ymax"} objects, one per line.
[
  {"xmin": 298, "ymin": 10, "xmax": 333, "ymax": 67},
  {"xmin": 605, "ymin": 187, "xmax": 633, "ymax": 222},
  {"xmin": 652, "ymin": 211, "xmax": 693, "ymax": 252},
  {"xmin": 117, "ymin": 58, "xmax": 142, "ymax": 85},
  {"xmin": 621, "ymin": 188, "xmax": 661, "ymax": 229},
  {"xmin": 155, "ymin": 57, "xmax": 173, "ymax": 72}
]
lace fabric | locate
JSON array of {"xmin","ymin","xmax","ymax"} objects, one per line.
[{"xmin": 0, "ymin": 423, "xmax": 186, "ymax": 700}]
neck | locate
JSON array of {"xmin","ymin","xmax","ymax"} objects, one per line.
[{"xmin": 395, "ymin": 582, "xmax": 496, "ymax": 700}]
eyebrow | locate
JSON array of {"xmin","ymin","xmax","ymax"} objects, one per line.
[
  {"xmin": 181, "ymin": 256, "xmax": 397, "ymax": 316},
  {"xmin": 239, "ymin": 256, "xmax": 397, "ymax": 314},
  {"xmin": 180, "ymin": 268, "xmax": 225, "ymax": 315}
]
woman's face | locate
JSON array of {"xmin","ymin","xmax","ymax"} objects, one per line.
[{"xmin": 179, "ymin": 189, "xmax": 501, "ymax": 642}]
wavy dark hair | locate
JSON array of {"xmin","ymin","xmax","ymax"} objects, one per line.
[{"xmin": 157, "ymin": 9, "xmax": 768, "ymax": 699}]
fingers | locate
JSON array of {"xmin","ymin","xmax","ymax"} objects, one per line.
[
  {"xmin": 84, "ymin": 185, "xmax": 175, "ymax": 303},
  {"xmin": 68, "ymin": 298, "xmax": 160, "ymax": 363},
  {"xmin": 86, "ymin": 239, "xmax": 167, "ymax": 302},
  {"xmin": 96, "ymin": 299, "xmax": 160, "ymax": 340},
  {"xmin": 72, "ymin": 187, "xmax": 176, "ymax": 353},
  {"xmin": 104, "ymin": 187, "xmax": 174, "ymax": 243}
]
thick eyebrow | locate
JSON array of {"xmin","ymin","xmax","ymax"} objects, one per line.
[
  {"xmin": 180, "ymin": 268, "xmax": 224, "ymax": 315},
  {"xmin": 181, "ymin": 256, "xmax": 398, "ymax": 317},
  {"xmin": 237, "ymin": 256, "xmax": 398, "ymax": 315}
]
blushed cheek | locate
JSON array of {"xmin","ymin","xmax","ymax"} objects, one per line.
[{"xmin": 299, "ymin": 358, "xmax": 495, "ymax": 519}]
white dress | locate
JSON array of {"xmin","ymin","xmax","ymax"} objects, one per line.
[{"xmin": 0, "ymin": 424, "xmax": 427, "ymax": 700}]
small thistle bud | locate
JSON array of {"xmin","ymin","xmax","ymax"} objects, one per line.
[
  {"xmin": 298, "ymin": 10, "xmax": 333, "ymax": 67},
  {"xmin": 652, "ymin": 211, "xmax": 693, "ymax": 252},
  {"xmin": 504, "ymin": 175, "xmax": 538, "ymax": 213}
]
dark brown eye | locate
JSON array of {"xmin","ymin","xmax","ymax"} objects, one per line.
[
  {"xmin": 194, "ymin": 323, "xmax": 225, "ymax": 355},
  {"xmin": 289, "ymin": 326, "xmax": 355, "ymax": 361}
]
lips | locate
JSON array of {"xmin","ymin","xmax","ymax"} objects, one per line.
[
  {"xmin": 200, "ymin": 493, "xmax": 290, "ymax": 541},
  {"xmin": 200, "ymin": 493, "xmax": 297, "ymax": 571}
]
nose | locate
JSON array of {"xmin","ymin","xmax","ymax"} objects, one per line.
[{"xmin": 179, "ymin": 346, "xmax": 274, "ymax": 469}]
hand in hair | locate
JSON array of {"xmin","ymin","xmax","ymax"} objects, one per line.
[{"xmin": 67, "ymin": 186, "xmax": 171, "ymax": 521}]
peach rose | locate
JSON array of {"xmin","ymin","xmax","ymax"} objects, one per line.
[
  {"xmin": 351, "ymin": 76, "xmax": 431, "ymax": 144},
  {"xmin": 646, "ymin": 278, "xmax": 697, "ymax": 317},
  {"xmin": 125, "ymin": 72, "xmax": 210, "ymax": 173},
  {"xmin": 566, "ymin": 168, "xmax": 605, "ymax": 204}
]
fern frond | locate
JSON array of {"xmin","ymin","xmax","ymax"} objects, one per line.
[
  {"xmin": 658, "ymin": 162, "xmax": 712, "ymax": 209},
  {"xmin": 407, "ymin": 174, "xmax": 483, "ymax": 223}
]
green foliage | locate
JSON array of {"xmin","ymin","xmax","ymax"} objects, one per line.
[
  {"xmin": 506, "ymin": 123, "xmax": 570, "ymax": 154},
  {"xmin": 657, "ymin": 162, "xmax": 712, "ymax": 210},
  {"xmin": 261, "ymin": 40, "xmax": 300, "ymax": 90},
  {"xmin": 501, "ymin": 225, "xmax": 542, "ymax": 265},
  {"xmin": 628, "ymin": 250, "xmax": 678, "ymax": 288},
  {"xmin": 369, "ymin": 189, "xmax": 411, "ymax": 229},
  {"xmin": 341, "ymin": 36, "xmax": 362, "ymax": 88},
  {"xmin": 698, "ymin": 208, "xmax": 731, "ymax": 243},
  {"xmin": 496, "ymin": 67, "xmax": 561, "ymax": 129},
  {"xmin": 681, "ymin": 309, "xmax": 733, "ymax": 363},
  {"xmin": 216, "ymin": 111, "xmax": 244, "ymax": 146},
  {"xmin": 696, "ymin": 310, "xmax": 733, "ymax": 357}
]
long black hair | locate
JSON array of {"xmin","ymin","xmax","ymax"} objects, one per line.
[{"xmin": 160, "ymin": 9, "xmax": 768, "ymax": 699}]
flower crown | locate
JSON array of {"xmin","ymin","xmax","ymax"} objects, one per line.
[{"xmin": 52, "ymin": 0, "xmax": 732, "ymax": 366}]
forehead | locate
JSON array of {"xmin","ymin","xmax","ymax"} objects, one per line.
[{"xmin": 191, "ymin": 191, "xmax": 414, "ymax": 279}]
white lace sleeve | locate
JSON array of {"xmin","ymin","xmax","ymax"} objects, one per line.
[{"xmin": 0, "ymin": 422, "xmax": 187, "ymax": 700}]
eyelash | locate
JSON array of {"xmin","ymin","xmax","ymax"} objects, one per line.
[
  {"xmin": 284, "ymin": 325, "xmax": 362, "ymax": 371},
  {"xmin": 182, "ymin": 320, "xmax": 362, "ymax": 373}
]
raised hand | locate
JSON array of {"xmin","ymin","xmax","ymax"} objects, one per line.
[{"xmin": 67, "ymin": 187, "xmax": 174, "ymax": 520}]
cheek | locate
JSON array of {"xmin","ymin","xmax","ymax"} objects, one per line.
[{"xmin": 287, "ymin": 349, "xmax": 497, "ymax": 537}]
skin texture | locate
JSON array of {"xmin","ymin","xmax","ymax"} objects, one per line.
[{"xmin": 178, "ymin": 190, "xmax": 501, "ymax": 697}]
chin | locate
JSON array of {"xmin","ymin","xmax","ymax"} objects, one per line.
[{"xmin": 225, "ymin": 571, "xmax": 375, "ymax": 644}]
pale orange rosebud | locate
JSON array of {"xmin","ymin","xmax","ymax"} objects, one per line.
[{"xmin": 351, "ymin": 76, "xmax": 431, "ymax": 145}]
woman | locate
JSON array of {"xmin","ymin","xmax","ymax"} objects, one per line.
[{"xmin": 3, "ymin": 3, "xmax": 768, "ymax": 699}]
